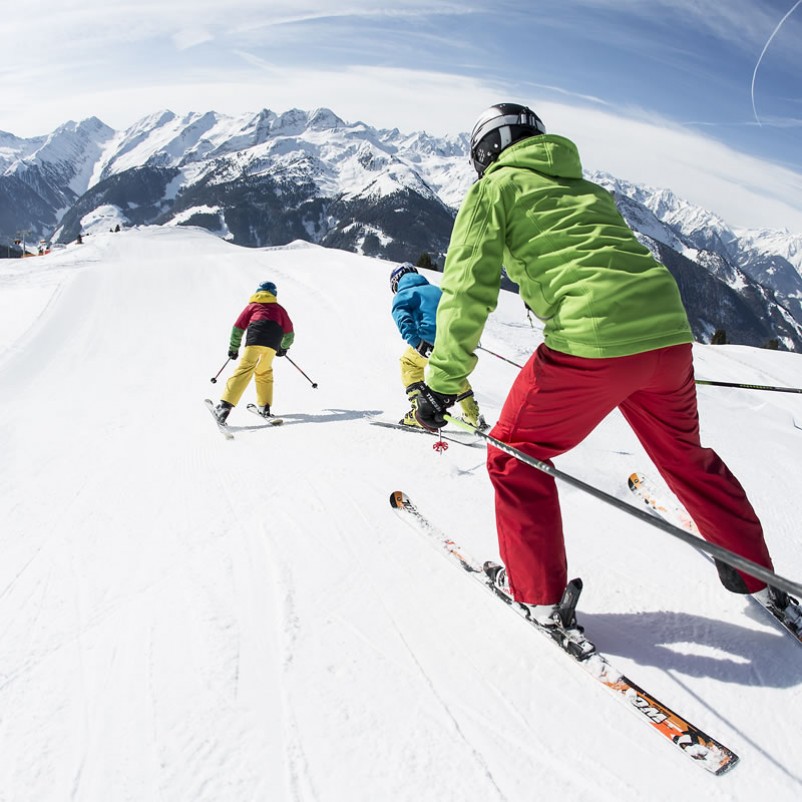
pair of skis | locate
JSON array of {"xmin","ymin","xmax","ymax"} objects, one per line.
[
  {"xmin": 391, "ymin": 489, "xmax": 743, "ymax": 775},
  {"xmin": 392, "ymin": 472, "xmax": 801, "ymax": 775},
  {"xmin": 204, "ymin": 399, "xmax": 284, "ymax": 439}
]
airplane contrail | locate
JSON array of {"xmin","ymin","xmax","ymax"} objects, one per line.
[{"xmin": 751, "ymin": 0, "xmax": 802, "ymax": 125}]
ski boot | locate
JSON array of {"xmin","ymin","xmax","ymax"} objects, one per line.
[
  {"xmin": 484, "ymin": 561, "xmax": 564, "ymax": 626},
  {"xmin": 399, "ymin": 392, "xmax": 423, "ymax": 427},
  {"xmin": 399, "ymin": 407, "xmax": 423, "ymax": 427},
  {"xmin": 462, "ymin": 414, "xmax": 489, "ymax": 432},
  {"xmin": 214, "ymin": 400, "xmax": 233, "ymax": 423},
  {"xmin": 754, "ymin": 585, "xmax": 802, "ymax": 634},
  {"xmin": 484, "ymin": 561, "xmax": 589, "ymax": 661},
  {"xmin": 457, "ymin": 393, "xmax": 489, "ymax": 431}
]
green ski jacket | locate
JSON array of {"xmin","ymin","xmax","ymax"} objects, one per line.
[{"xmin": 427, "ymin": 134, "xmax": 693, "ymax": 395}]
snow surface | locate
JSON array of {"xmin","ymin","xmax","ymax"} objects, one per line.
[{"xmin": 1, "ymin": 227, "xmax": 802, "ymax": 802}]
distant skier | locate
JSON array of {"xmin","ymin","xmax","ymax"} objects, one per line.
[
  {"xmin": 414, "ymin": 103, "xmax": 783, "ymax": 628},
  {"xmin": 390, "ymin": 262, "xmax": 486, "ymax": 429},
  {"xmin": 213, "ymin": 281, "xmax": 294, "ymax": 422}
]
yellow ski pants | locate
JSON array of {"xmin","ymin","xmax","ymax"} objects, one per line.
[
  {"xmin": 221, "ymin": 345, "xmax": 277, "ymax": 407},
  {"xmin": 399, "ymin": 346, "xmax": 477, "ymax": 415}
]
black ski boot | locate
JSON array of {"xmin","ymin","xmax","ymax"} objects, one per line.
[{"xmin": 214, "ymin": 400, "xmax": 233, "ymax": 423}]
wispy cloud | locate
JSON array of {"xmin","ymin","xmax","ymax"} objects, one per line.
[
  {"xmin": 2, "ymin": 1, "xmax": 801, "ymax": 231},
  {"xmin": 549, "ymin": 98, "xmax": 802, "ymax": 231},
  {"xmin": 551, "ymin": 0, "xmax": 797, "ymax": 55},
  {"xmin": 743, "ymin": 114, "xmax": 802, "ymax": 129},
  {"xmin": 173, "ymin": 27, "xmax": 215, "ymax": 50}
]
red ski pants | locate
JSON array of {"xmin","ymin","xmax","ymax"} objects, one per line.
[{"xmin": 487, "ymin": 343, "xmax": 773, "ymax": 604}]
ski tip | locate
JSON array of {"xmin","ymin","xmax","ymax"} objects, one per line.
[
  {"xmin": 389, "ymin": 490, "xmax": 407, "ymax": 508},
  {"xmin": 714, "ymin": 752, "xmax": 740, "ymax": 775}
]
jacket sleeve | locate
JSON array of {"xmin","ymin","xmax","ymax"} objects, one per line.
[
  {"xmin": 230, "ymin": 305, "xmax": 253, "ymax": 349},
  {"xmin": 229, "ymin": 326, "xmax": 245, "ymax": 350},
  {"xmin": 391, "ymin": 293, "xmax": 421, "ymax": 347},
  {"xmin": 427, "ymin": 180, "xmax": 506, "ymax": 394},
  {"xmin": 280, "ymin": 307, "xmax": 295, "ymax": 350}
]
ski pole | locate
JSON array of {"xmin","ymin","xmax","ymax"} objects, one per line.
[
  {"xmin": 477, "ymin": 344, "xmax": 525, "ymax": 369},
  {"xmin": 210, "ymin": 358, "xmax": 230, "ymax": 384},
  {"xmin": 285, "ymin": 355, "xmax": 318, "ymax": 388},
  {"xmin": 476, "ymin": 344, "xmax": 802, "ymax": 395},
  {"xmin": 695, "ymin": 379, "xmax": 802, "ymax": 394},
  {"xmin": 444, "ymin": 414, "xmax": 802, "ymax": 598}
]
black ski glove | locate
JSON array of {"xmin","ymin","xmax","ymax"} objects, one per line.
[
  {"xmin": 228, "ymin": 349, "xmax": 239, "ymax": 360},
  {"xmin": 415, "ymin": 384, "xmax": 458, "ymax": 430},
  {"xmin": 276, "ymin": 347, "xmax": 288, "ymax": 357},
  {"xmin": 416, "ymin": 340, "xmax": 434, "ymax": 358}
]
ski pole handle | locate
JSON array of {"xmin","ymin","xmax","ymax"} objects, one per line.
[
  {"xmin": 285, "ymin": 355, "xmax": 318, "ymax": 388},
  {"xmin": 210, "ymin": 358, "xmax": 231, "ymax": 384}
]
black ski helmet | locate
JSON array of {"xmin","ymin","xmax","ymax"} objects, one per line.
[
  {"xmin": 390, "ymin": 262, "xmax": 418, "ymax": 294},
  {"xmin": 469, "ymin": 103, "xmax": 546, "ymax": 176}
]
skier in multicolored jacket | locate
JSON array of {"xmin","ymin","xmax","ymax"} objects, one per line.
[
  {"xmin": 390, "ymin": 263, "xmax": 485, "ymax": 429},
  {"xmin": 414, "ymin": 103, "xmax": 780, "ymax": 628},
  {"xmin": 213, "ymin": 281, "xmax": 294, "ymax": 422}
]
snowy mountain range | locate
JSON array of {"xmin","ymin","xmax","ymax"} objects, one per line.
[{"xmin": 2, "ymin": 108, "xmax": 802, "ymax": 350}]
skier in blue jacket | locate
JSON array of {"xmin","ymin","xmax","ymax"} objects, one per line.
[{"xmin": 390, "ymin": 263, "xmax": 486, "ymax": 429}]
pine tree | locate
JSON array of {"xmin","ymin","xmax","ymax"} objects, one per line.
[
  {"xmin": 416, "ymin": 252, "xmax": 435, "ymax": 270},
  {"xmin": 362, "ymin": 233, "xmax": 380, "ymax": 256}
]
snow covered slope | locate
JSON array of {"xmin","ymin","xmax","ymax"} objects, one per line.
[{"xmin": 1, "ymin": 227, "xmax": 801, "ymax": 801}]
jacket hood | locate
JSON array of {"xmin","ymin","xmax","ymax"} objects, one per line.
[
  {"xmin": 249, "ymin": 291, "xmax": 278, "ymax": 304},
  {"xmin": 485, "ymin": 134, "xmax": 583, "ymax": 180}
]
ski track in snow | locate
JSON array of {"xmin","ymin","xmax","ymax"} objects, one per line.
[
  {"xmin": 293, "ymin": 483, "xmax": 511, "ymax": 799},
  {"xmin": 268, "ymin": 533, "xmax": 320, "ymax": 802}
]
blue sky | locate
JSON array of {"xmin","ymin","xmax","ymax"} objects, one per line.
[{"xmin": 3, "ymin": 1, "xmax": 802, "ymax": 232}]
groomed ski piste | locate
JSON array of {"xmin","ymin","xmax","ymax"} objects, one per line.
[{"xmin": 1, "ymin": 226, "xmax": 802, "ymax": 801}]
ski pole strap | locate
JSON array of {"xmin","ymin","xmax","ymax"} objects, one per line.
[
  {"xmin": 444, "ymin": 414, "xmax": 802, "ymax": 598},
  {"xmin": 696, "ymin": 379, "xmax": 802, "ymax": 394}
]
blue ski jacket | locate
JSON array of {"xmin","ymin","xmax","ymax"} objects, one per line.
[{"xmin": 391, "ymin": 273, "xmax": 441, "ymax": 347}]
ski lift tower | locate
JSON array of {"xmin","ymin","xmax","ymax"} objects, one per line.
[{"xmin": 14, "ymin": 230, "xmax": 30, "ymax": 257}]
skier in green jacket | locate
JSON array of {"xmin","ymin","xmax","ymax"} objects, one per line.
[{"xmin": 415, "ymin": 103, "xmax": 781, "ymax": 629}]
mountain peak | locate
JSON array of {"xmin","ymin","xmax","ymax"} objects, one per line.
[{"xmin": 307, "ymin": 107, "xmax": 345, "ymax": 130}]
